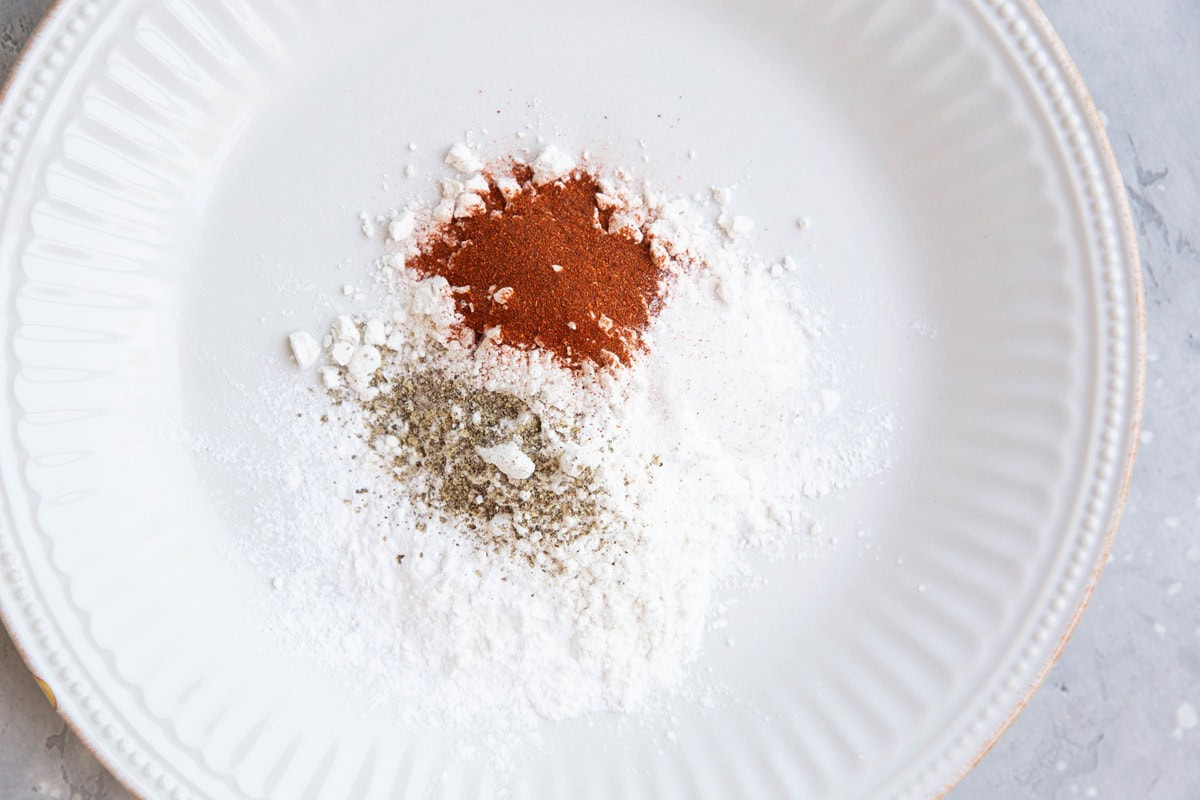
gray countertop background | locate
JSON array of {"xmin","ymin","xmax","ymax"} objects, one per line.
[{"xmin": 1, "ymin": 1, "xmax": 1197, "ymax": 798}]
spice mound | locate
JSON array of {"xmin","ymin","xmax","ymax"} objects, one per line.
[
  {"xmin": 269, "ymin": 143, "xmax": 891, "ymax": 729},
  {"xmin": 361, "ymin": 369, "xmax": 606, "ymax": 567},
  {"xmin": 309, "ymin": 155, "xmax": 718, "ymax": 569},
  {"xmin": 410, "ymin": 166, "xmax": 665, "ymax": 368}
]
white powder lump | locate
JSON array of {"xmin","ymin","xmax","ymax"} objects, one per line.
[
  {"xmin": 319, "ymin": 366, "xmax": 342, "ymax": 389},
  {"xmin": 347, "ymin": 344, "xmax": 381, "ymax": 383},
  {"xmin": 531, "ymin": 145, "xmax": 577, "ymax": 185},
  {"xmin": 287, "ymin": 331, "xmax": 320, "ymax": 368},
  {"xmin": 476, "ymin": 442, "xmax": 536, "ymax": 481},
  {"xmin": 357, "ymin": 210, "xmax": 376, "ymax": 238},
  {"xmin": 718, "ymin": 213, "xmax": 755, "ymax": 238},
  {"xmin": 445, "ymin": 143, "xmax": 485, "ymax": 174},
  {"xmin": 331, "ymin": 315, "xmax": 360, "ymax": 345},
  {"xmin": 454, "ymin": 192, "xmax": 487, "ymax": 219},
  {"xmin": 496, "ymin": 175, "xmax": 522, "ymax": 200},
  {"xmin": 387, "ymin": 211, "xmax": 415, "ymax": 242},
  {"xmin": 711, "ymin": 186, "xmax": 733, "ymax": 206},
  {"xmin": 362, "ymin": 318, "xmax": 387, "ymax": 346},
  {"xmin": 330, "ymin": 340, "xmax": 354, "ymax": 366},
  {"xmin": 463, "ymin": 174, "xmax": 489, "ymax": 194}
]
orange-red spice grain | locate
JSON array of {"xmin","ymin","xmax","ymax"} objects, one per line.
[{"xmin": 408, "ymin": 169, "xmax": 664, "ymax": 369}]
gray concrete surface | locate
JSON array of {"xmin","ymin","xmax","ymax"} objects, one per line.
[{"xmin": 1, "ymin": 0, "xmax": 1197, "ymax": 797}]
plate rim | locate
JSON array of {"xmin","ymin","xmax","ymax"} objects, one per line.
[
  {"xmin": 931, "ymin": 0, "xmax": 1146, "ymax": 794},
  {"xmin": 0, "ymin": 0, "xmax": 1147, "ymax": 798}
]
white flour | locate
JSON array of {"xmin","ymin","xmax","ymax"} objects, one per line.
[{"xmin": 241, "ymin": 149, "xmax": 891, "ymax": 733}]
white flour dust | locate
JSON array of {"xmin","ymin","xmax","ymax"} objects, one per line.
[{"xmin": 233, "ymin": 145, "xmax": 891, "ymax": 732}]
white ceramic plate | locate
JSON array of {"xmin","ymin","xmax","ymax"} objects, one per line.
[{"xmin": 0, "ymin": 0, "xmax": 1143, "ymax": 797}]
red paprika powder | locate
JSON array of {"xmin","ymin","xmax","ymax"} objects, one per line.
[{"xmin": 409, "ymin": 166, "xmax": 664, "ymax": 369}]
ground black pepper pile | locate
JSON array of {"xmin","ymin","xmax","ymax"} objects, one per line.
[{"xmin": 357, "ymin": 368, "xmax": 607, "ymax": 565}]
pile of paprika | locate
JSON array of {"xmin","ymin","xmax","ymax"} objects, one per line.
[{"xmin": 409, "ymin": 166, "xmax": 664, "ymax": 369}]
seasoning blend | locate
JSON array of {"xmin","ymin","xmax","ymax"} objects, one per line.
[
  {"xmin": 271, "ymin": 143, "xmax": 890, "ymax": 729},
  {"xmin": 304, "ymin": 150, "xmax": 716, "ymax": 574}
]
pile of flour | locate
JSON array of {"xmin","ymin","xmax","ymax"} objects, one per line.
[{"xmin": 237, "ymin": 146, "xmax": 891, "ymax": 731}]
